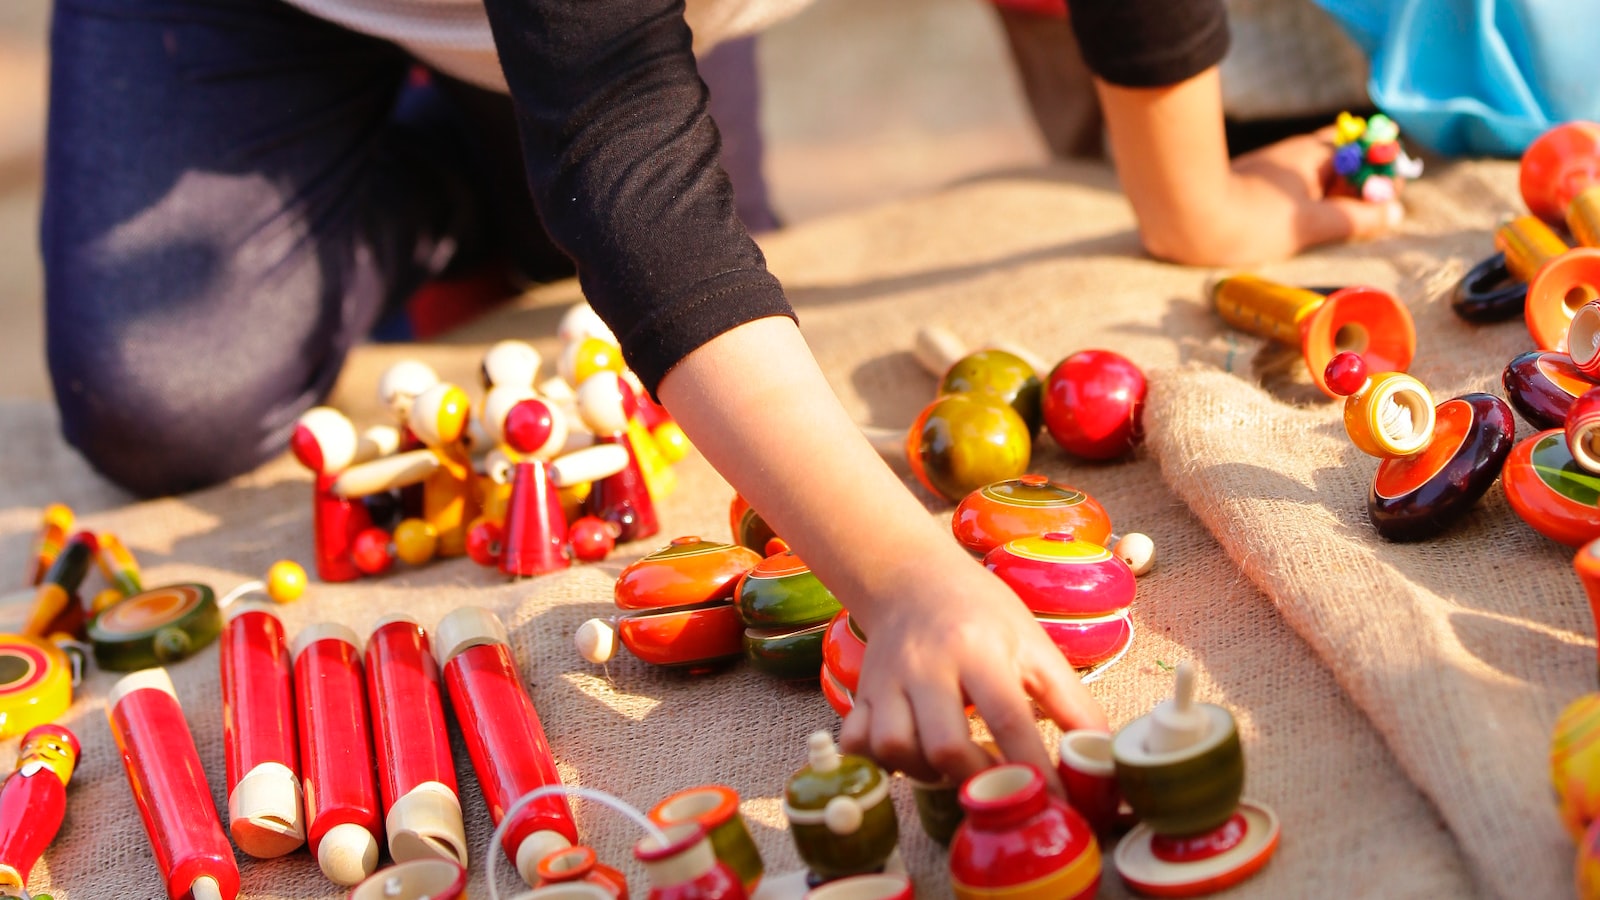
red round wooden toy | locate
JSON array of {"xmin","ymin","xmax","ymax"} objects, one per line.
[
  {"xmin": 951, "ymin": 474, "xmax": 1112, "ymax": 556},
  {"xmin": 351, "ymin": 528, "xmax": 394, "ymax": 576},
  {"xmin": 948, "ymin": 763, "xmax": 1100, "ymax": 900},
  {"xmin": 1521, "ymin": 121, "xmax": 1600, "ymax": 224},
  {"xmin": 1504, "ymin": 350, "xmax": 1600, "ymax": 430},
  {"xmin": 820, "ymin": 612, "xmax": 867, "ymax": 717},
  {"xmin": 569, "ymin": 516, "xmax": 619, "ymax": 562},
  {"xmin": 613, "ymin": 537, "xmax": 763, "ymax": 612},
  {"xmin": 1042, "ymin": 350, "xmax": 1147, "ymax": 460},
  {"xmin": 984, "ymin": 533, "xmax": 1135, "ymax": 667},
  {"xmin": 904, "ymin": 393, "xmax": 1032, "ymax": 503},
  {"xmin": 1504, "ymin": 429, "xmax": 1600, "ymax": 546}
]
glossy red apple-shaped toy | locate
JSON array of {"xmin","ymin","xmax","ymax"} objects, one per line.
[{"xmin": 1043, "ymin": 351, "xmax": 1147, "ymax": 460}]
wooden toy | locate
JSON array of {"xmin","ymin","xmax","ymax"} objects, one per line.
[
  {"xmin": 577, "ymin": 372, "xmax": 663, "ymax": 540},
  {"xmin": 1325, "ymin": 352, "xmax": 1516, "ymax": 541},
  {"xmin": 1504, "ymin": 350, "xmax": 1600, "ymax": 430},
  {"xmin": 1453, "ymin": 215, "xmax": 1569, "ymax": 322},
  {"xmin": 1056, "ymin": 729, "xmax": 1131, "ymax": 835},
  {"xmin": 559, "ymin": 302, "xmax": 617, "ymax": 346},
  {"xmin": 409, "ymin": 383, "xmax": 478, "ymax": 556},
  {"xmin": 435, "ymin": 607, "xmax": 578, "ymax": 885},
  {"xmin": 1043, "ymin": 349, "xmax": 1147, "ymax": 460},
  {"xmin": 536, "ymin": 846, "xmax": 629, "ymax": 899},
  {"xmin": 1521, "ymin": 121, "xmax": 1600, "ymax": 224},
  {"xmin": 1528, "ymin": 248, "xmax": 1600, "ymax": 352},
  {"xmin": 292, "ymin": 623, "xmax": 383, "ymax": 886},
  {"xmin": 623, "ymin": 370, "xmax": 693, "ymax": 465},
  {"xmin": 729, "ymin": 493, "xmax": 784, "ymax": 557},
  {"xmin": 803, "ymin": 873, "xmax": 914, "ymax": 900},
  {"xmin": 819, "ymin": 612, "xmax": 865, "ymax": 717},
  {"xmin": 21, "ymin": 531, "xmax": 94, "ymax": 638},
  {"xmin": 948, "ymin": 763, "xmax": 1100, "ymax": 900},
  {"xmin": 782, "ymin": 732, "xmax": 898, "ymax": 884},
  {"xmin": 569, "ymin": 516, "xmax": 619, "ymax": 562},
  {"xmin": 351, "ymin": 527, "xmax": 395, "ymax": 576},
  {"xmin": 1577, "ymin": 540, "xmax": 1600, "ymax": 683},
  {"xmin": 1328, "ymin": 112, "xmax": 1421, "ymax": 202},
  {"xmin": 577, "ymin": 537, "xmax": 763, "ymax": 671},
  {"xmin": 348, "ymin": 859, "xmax": 466, "ymax": 900},
  {"xmin": 365, "ymin": 616, "xmax": 467, "ymax": 867},
  {"xmin": 0, "ymin": 724, "xmax": 78, "ymax": 895},
  {"xmin": 921, "ymin": 338, "xmax": 1043, "ymax": 437},
  {"xmin": 952, "ymin": 474, "xmax": 1112, "ymax": 555},
  {"xmin": 635, "ymin": 821, "xmax": 747, "ymax": 900},
  {"xmin": 1110, "ymin": 663, "xmax": 1280, "ymax": 897},
  {"xmin": 0, "ymin": 636, "xmax": 72, "ymax": 740},
  {"xmin": 1580, "ymin": 820, "xmax": 1600, "ymax": 900},
  {"xmin": 735, "ymin": 551, "xmax": 841, "ymax": 681},
  {"xmin": 561, "ymin": 337, "xmax": 627, "ymax": 391},
  {"xmin": 95, "ymin": 532, "xmax": 144, "ymax": 599},
  {"xmin": 1504, "ymin": 429, "xmax": 1600, "ymax": 546},
  {"xmin": 1209, "ymin": 274, "xmax": 1416, "ymax": 398},
  {"xmin": 1551, "ymin": 692, "xmax": 1600, "ymax": 841},
  {"xmin": 377, "ymin": 360, "xmax": 439, "ymax": 519},
  {"xmin": 88, "ymin": 582, "xmax": 224, "ymax": 671},
  {"xmin": 392, "ymin": 520, "xmax": 438, "ymax": 566},
  {"xmin": 650, "ymin": 786, "xmax": 763, "ymax": 892},
  {"xmin": 482, "ymin": 340, "xmax": 542, "ymax": 390},
  {"xmin": 984, "ymin": 532, "xmax": 1136, "ymax": 668},
  {"xmin": 293, "ymin": 407, "xmax": 380, "ymax": 582},
  {"xmin": 866, "ymin": 393, "xmax": 1032, "ymax": 504},
  {"xmin": 107, "ymin": 669, "xmax": 241, "ymax": 900},
  {"xmin": 26, "ymin": 504, "xmax": 73, "ymax": 586},
  {"xmin": 219, "ymin": 603, "xmax": 304, "ymax": 859}
]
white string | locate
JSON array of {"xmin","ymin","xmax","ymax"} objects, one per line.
[
  {"xmin": 487, "ymin": 785, "xmax": 668, "ymax": 900},
  {"xmin": 217, "ymin": 580, "xmax": 267, "ymax": 609}
]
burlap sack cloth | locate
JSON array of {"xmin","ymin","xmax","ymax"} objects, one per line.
[{"xmin": 4, "ymin": 158, "xmax": 1543, "ymax": 898}]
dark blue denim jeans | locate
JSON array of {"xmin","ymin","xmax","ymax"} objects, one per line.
[{"xmin": 41, "ymin": 0, "xmax": 769, "ymax": 497}]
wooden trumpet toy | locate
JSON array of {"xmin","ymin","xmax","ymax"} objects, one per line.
[
  {"xmin": 1324, "ymin": 352, "xmax": 1515, "ymax": 541},
  {"xmin": 0, "ymin": 724, "xmax": 79, "ymax": 897},
  {"xmin": 107, "ymin": 669, "xmax": 241, "ymax": 900},
  {"xmin": 219, "ymin": 602, "xmax": 304, "ymax": 859},
  {"xmin": 1210, "ymin": 274, "xmax": 1416, "ymax": 398},
  {"xmin": 436, "ymin": 607, "xmax": 578, "ymax": 885}
]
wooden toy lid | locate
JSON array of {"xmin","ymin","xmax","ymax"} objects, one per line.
[
  {"xmin": 0, "ymin": 633, "xmax": 72, "ymax": 738},
  {"xmin": 613, "ymin": 537, "xmax": 762, "ymax": 612},
  {"xmin": 952, "ymin": 475, "xmax": 1112, "ymax": 554},
  {"xmin": 1113, "ymin": 800, "xmax": 1280, "ymax": 897},
  {"xmin": 1504, "ymin": 429, "xmax": 1600, "ymax": 546},
  {"xmin": 348, "ymin": 858, "xmax": 466, "ymax": 900}
]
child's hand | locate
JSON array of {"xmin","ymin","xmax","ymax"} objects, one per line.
[{"xmin": 837, "ymin": 545, "xmax": 1108, "ymax": 791}]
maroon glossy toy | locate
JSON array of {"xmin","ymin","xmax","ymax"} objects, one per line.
[
  {"xmin": 1043, "ymin": 350, "xmax": 1147, "ymax": 460},
  {"xmin": 0, "ymin": 724, "xmax": 78, "ymax": 895},
  {"xmin": 291, "ymin": 408, "xmax": 377, "ymax": 583},
  {"xmin": 293, "ymin": 623, "xmax": 383, "ymax": 886},
  {"xmin": 1504, "ymin": 350, "xmax": 1600, "ymax": 430},
  {"xmin": 107, "ymin": 669, "xmax": 241, "ymax": 900},
  {"xmin": 220, "ymin": 604, "xmax": 304, "ymax": 859},
  {"xmin": 436, "ymin": 607, "xmax": 578, "ymax": 886}
]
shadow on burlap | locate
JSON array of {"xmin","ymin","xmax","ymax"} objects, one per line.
[{"xmin": 0, "ymin": 158, "xmax": 1506, "ymax": 897}]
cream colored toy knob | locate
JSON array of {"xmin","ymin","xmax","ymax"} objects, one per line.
[
  {"xmin": 575, "ymin": 618, "xmax": 618, "ymax": 664},
  {"xmin": 1145, "ymin": 662, "xmax": 1209, "ymax": 754},
  {"xmin": 824, "ymin": 795, "xmax": 864, "ymax": 835},
  {"xmin": 1112, "ymin": 532, "xmax": 1156, "ymax": 576}
]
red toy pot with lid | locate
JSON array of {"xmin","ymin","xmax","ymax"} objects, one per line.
[
  {"xmin": 984, "ymin": 532, "xmax": 1135, "ymax": 667},
  {"xmin": 948, "ymin": 763, "xmax": 1100, "ymax": 900}
]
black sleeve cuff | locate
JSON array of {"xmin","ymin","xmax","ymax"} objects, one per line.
[{"xmin": 1068, "ymin": 0, "xmax": 1230, "ymax": 88}]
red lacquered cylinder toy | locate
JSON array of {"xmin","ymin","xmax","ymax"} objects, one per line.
[
  {"xmin": 0, "ymin": 724, "xmax": 79, "ymax": 894},
  {"xmin": 948, "ymin": 763, "xmax": 1100, "ymax": 900},
  {"xmin": 107, "ymin": 669, "xmax": 241, "ymax": 900},
  {"xmin": 436, "ymin": 607, "xmax": 578, "ymax": 885},
  {"xmin": 365, "ymin": 616, "xmax": 467, "ymax": 867},
  {"xmin": 219, "ymin": 603, "xmax": 304, "ymax": 859},
  {"xmin": 293, "ymin": 623, "xmax": 383, "ymax": 886},
  {"xmin": 636, "ymin": 822, "xmax": 747, "ymax": 900}
]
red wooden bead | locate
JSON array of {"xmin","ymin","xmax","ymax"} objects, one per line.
[
  {"xmin": 1323, "ymin": 351, "xmax": 1368, "ymax": 397},
  {"xmin": 466, "ymin": 520, "xmax": 505, "ymax": 567},
  {"xmin": 569, "ymin": 516, "xmax": 617, "ymax": 562},
  {"xmin": 504, "ymin": 400, "xmax": 558, "ymax": 458},
  {"xmin": 350, "ymin": 528, "xmax": 393, "ymax": 576},
  {"xmin": 1043, "ymin": 350, "xmax": 1147, "ymax": 461}
]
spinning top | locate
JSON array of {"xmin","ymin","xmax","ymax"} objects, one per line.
[
  {"xmin": 1327, "ymin": 353, "xmax": 1515, "ymax": 541},
  {"xmin": 783, "ymin": 732, "xmax": 899, "ymax": 885},
  {"xmin": 952, "ymin": 474, "xmax": 1112, "ymax": 555},
  {"xmin": 1553, "ymin": 692, "xmax": 1600, "ymax": 842},
  {"xmin": 1503, "ymin": 429, "xmax": 1600, "ymax": 546},
  {"xmin": 0, "ymin": 635, "xmax": 72, "ymax": 739},
  {"xmin": 576, "ymin": 537, "xmax": 761, "ymax": 671},
  {"xmin": 1043, "ymin": 350, "xmax": 1147, "ymax": 460},
  {"xmin": 734, "ymin": 552, "xmax": 841, "ymax": 681},
  {"xmin": 1453, "ymin": 215, "xmax": 1570, "ymax": 323},
  {"xmin": 899, "ymin": 393, "xmax": 1032, "ymax": 503},
  {"xmin": 88, "ymin": 583, "xmax": 223, "ymax": 672},
  {"xmin": 913, "ymin": 325, "xmax": 1044, "ymax": 437},
  {"xmin": 1111, "ymin": 664, "xmax": 1280, "ymax": 897},
  {"xmin": 984, "ymin": 533, "xmax": 1135, "ymax": 669},
  {"xmin": 1504, "ymin": 350, "xmax": 1600, "ymax": 430},
  {"xmin": 1211, "ymin": 275, "xmax": 1416, "ymax": 398}
]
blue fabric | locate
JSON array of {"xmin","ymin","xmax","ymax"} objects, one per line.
[{"xmin": 1313, "ymin": 0, "xmax": 1600, "ymax": 157}]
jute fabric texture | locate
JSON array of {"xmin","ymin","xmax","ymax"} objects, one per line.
[{"xmin": 1, "ymin": 157, "xmax": 1549, "ymax": 898}]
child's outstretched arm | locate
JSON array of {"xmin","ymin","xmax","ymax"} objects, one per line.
[
  {"xmin": 658, "ymin": 316, "xmax": 1108, "ymax": 787},
  {"xmin": 1097, "ymin": 67, "xmax": 1401, "ymax": 266}
]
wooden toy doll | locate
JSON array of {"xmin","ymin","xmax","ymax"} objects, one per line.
[
  {"xmin": 21, "ymin": 531, "xmax": 94, "ymax": 638},
  {"xmin": 292, "ymin": 407, "xmax": 379, "ymax": 582},
  {"xmin": 25, "ymin": 504, "xmax": 73, "ymax": 587},
  {"xmin": 782, "ymin": 732, "xmax": 899, "ymax": 886},
  {"xmin": 378, "ymin": 360, "xmax": 440, "ymax": 519},
  {"xmin": 575, "ymin": 372, "xmax": 660, "ymax": 542},
  {"xmin": 481, "ymin": 340, "xmax": 542, "ymax": 391},
  {"xmin": 475, "ymin": 383, "xmax": 540, "ymax": 532},
  {"xmin": 0, "ymin": 723, "xmax": 79, "ymax": 896}
]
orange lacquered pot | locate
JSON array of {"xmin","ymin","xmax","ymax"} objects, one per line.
[
  {"xmin": 1503, "ymin": 430, "xmax": 1600, "ymax": 546},
  {"xmin": 617, "ymin": 604, "xmax": 745, "ymax": 669},
  {"xmin": 952, "ymin": 475, "xmax": 1111, "ymax": 556},
  {"xmin": 729, "ymin": 494, "xmax": 783, "ymax": 557},
  {"xmin": 819, "ymin": 613, "xmax": 867, "ymax": 718},
  {"xmin": 615, "ymin": 537, "xmax": 762, "ymax": 611}
]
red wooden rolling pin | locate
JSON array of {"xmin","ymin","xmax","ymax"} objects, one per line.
[
  {"xmin": 219, "ymin": 603, "xmax": 304, "ymax": 859},
  {"xmin": 365, "ymin": 615, "xmax": 467, "ymax": 867},
  {"xmin": 292, "ymin": 623, "xmax": 382, "ymax": 886},
  {"xmin": 107, "ymin": 669, "xmax": 240, "ymax": 900},
  {"xmin": 436, "ymin": 606, "xmax": 578, "ymax": 885},
  {"xmin": 0, "ymin": 724, "xmax": 80, "ymax": 895}
]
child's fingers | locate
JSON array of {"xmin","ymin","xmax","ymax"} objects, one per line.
[
  {"xmin": 838, "ymin": 694, "xmax": 874, "ymax": 754},
  {"xmin": 1024, "ymin": 646, "xmax": 1109, "ymax": 734},
  {"xmin": 960, "ymin": 667, "xmax": 1063, "ymax": 796},
  {"xmin": 904, "ymin": 680, "xmax": 995, "ymax": 786},
  {"xmin": 866, "ymin": 688, "xmax": 941, "ymax": 783},
  {"xmin": 1299, "ymin": 196, "xmax": 1403, "ymax": 247}
]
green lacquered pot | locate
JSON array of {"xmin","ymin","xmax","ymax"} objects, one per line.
[
  {"xmin": 735, "ymin": 552, "xmax": 841, "ymax": 629},
  {"xmin": 910, "ymin": 778, "xmax": 963, "ymax": 846},
  {"xmin": 1111, "ymin": 706, "xmax": 1243, "ymax": 836},
  {"xmin": 939, "ymin": 349, "xmax": 1043, "ymax": 437},
  {"xmin": 88, "ymin": 583, "xmax": 222, "ymax": 671},
  {"xmin": 649, "ymin": 786, "xmax": 764, "ymax": 892},
  {"xmin": 743, "ymin": 621, "xmax": 829, "ymax": 681},
  {"xmin": 784, "ymin": 732, "xmax": 899, "ymax": 882}
]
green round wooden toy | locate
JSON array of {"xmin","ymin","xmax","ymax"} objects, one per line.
[
  {"xmin": 938, "ymin": 350, "xmax": 1043, "ymax": 437},
  {"xmin": 783, "ymin": 731, "xmax": 899, "ymax": 885},
  {"xmin": 735, "ymin": 552, "xmax": 842, "ymax": 680},
  {"xmin": 904, "ymin": 394, "xmax": 1032, "ymax": 503},
  {"xmin": 87, "ymin": 583, "xmax": 223, "ymax": 671}
]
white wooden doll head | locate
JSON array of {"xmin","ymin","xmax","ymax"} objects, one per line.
[
  {"xmin": 378, "ymin": 360, "xmax": 440, "ymax": 422},
  {"xmin": 557, "ymin": 302, "xmax": 616, "ymax": 347},
  {"xmin": 480, "ymin": 340, "xmax": 542, "ymax": 391},
  {"xmin": 409, "ymin": 383, "xmax": 472, "ymax": 449},
  {"xmin": 480, "ymin": 384, "xmax": 538, "ymax": 447},
  {"xmin": 575, "ymin": 372, "xmax": 631, "ymax": 436},
  {"xmin": 291, "ymin": 407, "xmax": 359, "ymax": 476}
]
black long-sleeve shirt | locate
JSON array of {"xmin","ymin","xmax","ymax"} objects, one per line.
[{"xmin": 482, "ymin": 0, "xmax": 1228, "ymax": 393}]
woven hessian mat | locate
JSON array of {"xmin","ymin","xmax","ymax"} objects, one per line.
[{"xmin": 1, "ymin": 157, "xmax": 1537, "ymax": 898}]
